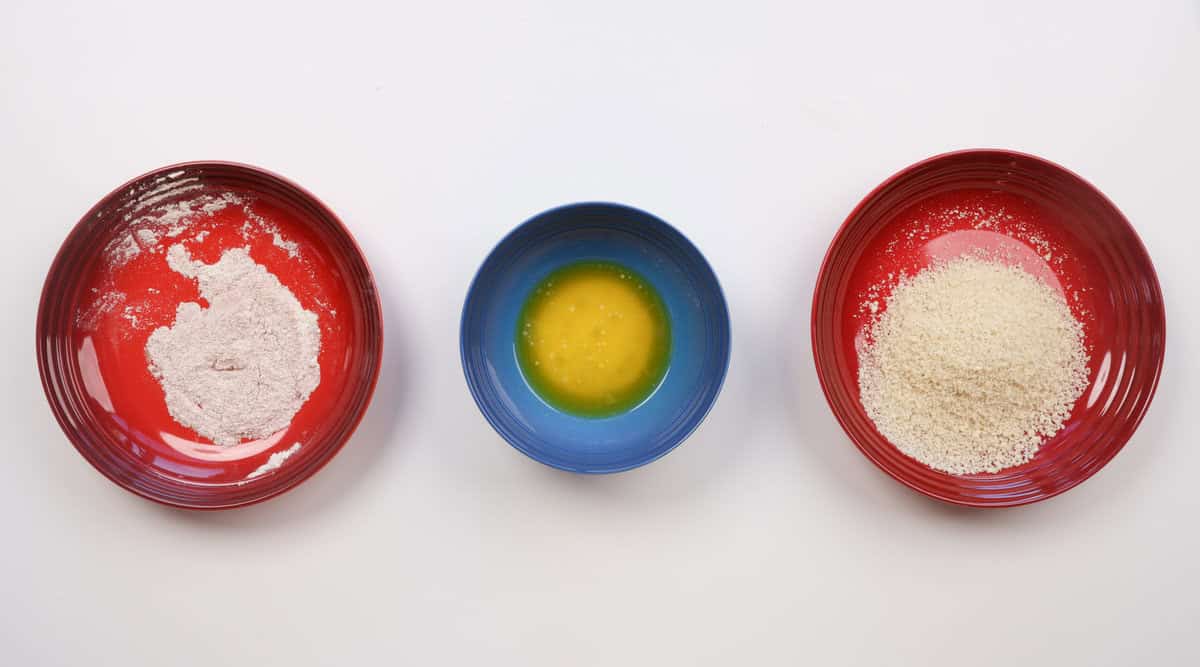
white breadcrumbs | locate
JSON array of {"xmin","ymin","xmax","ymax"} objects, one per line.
[{"xmin": 857, "ymin": 257, "xmax": 1090, "ymax": 474}]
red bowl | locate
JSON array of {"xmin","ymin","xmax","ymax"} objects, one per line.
[
  {"xmin": 37, "ymin": 162, "xmax": 383, "ymax": 509},
  {"xmin": 812, "ymin": 149, "xmax": 1165, "ymax": 507}
]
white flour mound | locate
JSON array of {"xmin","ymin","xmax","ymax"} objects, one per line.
[{"xmin": 146, "ymin": 245, "xmax": 321, "ymax": 446}]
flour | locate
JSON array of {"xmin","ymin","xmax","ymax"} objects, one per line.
[
  {"xmin": 272, "ymin": 232, "xmax": 300, "ymax": 258},
  {"xmin": 102, "ymin": 179, "xmax": 302, "ymax": 269},
  {"xmin": 105, "ymin": 189, "xmax": 243, "ymax": 268},
  {"xmin": 243, "ymin": 443, "xmax": 303, "ymax": 481},
  {"xmin": 104, "ymin": 234, "xmax": 141, "ymax": 266},
  {"xmin": 145, "ymin": 245, "xmax": 321, "ymax": 446},
  {"xmin": 77, "ymin": 290, "xmax": 126, "ymax": 329}
]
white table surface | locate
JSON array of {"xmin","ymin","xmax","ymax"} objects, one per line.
[{"xmin": 3, "ymin": 1, "xmax": 1198, "ymax": 664}]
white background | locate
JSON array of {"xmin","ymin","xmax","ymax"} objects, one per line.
[{"xmin": 3, "ymin": 1, "xmax": 1198, "ymax": 665}]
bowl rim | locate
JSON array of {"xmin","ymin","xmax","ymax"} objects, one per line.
[
  {"xmin": 810, "ymin": 148, "xmax": 1167, "ymax": 507},
  {"xmin": 459, "ymin": 201, "xmax": 732, "ymax": 474},
  {"xmin": 35, "ymin": 160, "xmax": 385, "ymax": 510}
]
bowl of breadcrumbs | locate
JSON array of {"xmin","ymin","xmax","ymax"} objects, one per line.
[{"xmin": 812, "ymin": 149, "xmax": 1165, "ymax": 507}]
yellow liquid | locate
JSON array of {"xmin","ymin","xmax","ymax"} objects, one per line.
[{"xmin": 516, "ymin": 261, "xmax": 671, "ymax": 417}]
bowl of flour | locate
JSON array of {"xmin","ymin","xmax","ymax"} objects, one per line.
[
  {"xmin": 812, "ymin": 149, "xmax": 1165, "ymax": 507},
  {"xmin": 37, "ymin": 162, "xmax": 383, "ymax": 509}
]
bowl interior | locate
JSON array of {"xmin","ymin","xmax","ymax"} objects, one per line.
[
  {"xmin": 37, "ymin": 163, "xmax": 383, "ymax": 509},
  {"xmin": 812, "ymin": 150, "xmax": 1165, "ymax": 506},
  {"xmin": 462, "ymin": 203, "xmax": 730, "ymax": 473}
]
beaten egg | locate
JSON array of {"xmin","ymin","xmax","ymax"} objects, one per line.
[{"xmin": 516, "ymin": 261, "xmax": 671, "ymax": 417}]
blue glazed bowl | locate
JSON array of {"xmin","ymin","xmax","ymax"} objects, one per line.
[{"xmin": 461, "ymin": 203, "xmax": 731, "ymax": 473}]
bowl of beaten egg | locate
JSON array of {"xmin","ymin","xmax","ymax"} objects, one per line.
[{"xmin": 461, "ymin": 203, "xmax": 731, "ymax": 472}]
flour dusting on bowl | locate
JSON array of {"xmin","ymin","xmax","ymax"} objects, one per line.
[
  {"xmin": 79, "ymin": 171, "xmax": 306, "ymax": 331},
  {"xmin": 38, "ymin": 162, "xmax": 383, "ymax": 508}
]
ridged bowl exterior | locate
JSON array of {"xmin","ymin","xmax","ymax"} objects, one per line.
[
  {"xmin": 812, "ymin": 150, "xmax": 1165, "ymax": 507},
  {"xmin": 461, "ymin": 203, "xmax": 731, "ymax": 473},
  {"xmin": 37, "ymin": 162, "xmax": 383, "ymax": 509}
]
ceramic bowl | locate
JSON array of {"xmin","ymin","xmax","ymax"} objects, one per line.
[
  {"xmin": 812, "ymin": 149, "xmax": 1165, "ymax": 506},
  {"xmin": 461, "ymin": 202, "xmax": 731, "ymax": 473},
  {"xmin": 37, "ymin": 162, "xmax": 383, "ymax": 509}
]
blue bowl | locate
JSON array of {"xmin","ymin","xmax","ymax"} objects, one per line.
[{"xmin": 461, "ymin": 202, "xmax": 731, "ymax": 473}]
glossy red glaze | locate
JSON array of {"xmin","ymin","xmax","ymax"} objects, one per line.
[
  {"xmin": 37, "ymin": 163, "xmax": 383, "ymax": 509},
  {"xmin": 812, "ymin": 150, "xmax": 1165, "ymax": 507}
]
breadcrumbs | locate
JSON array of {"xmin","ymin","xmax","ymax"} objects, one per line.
[{"xmin": 858, "ymin": 257, "xmax": 1090, "ymax": 474}]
